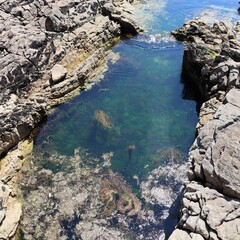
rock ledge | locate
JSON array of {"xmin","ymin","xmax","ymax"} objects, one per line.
[{"xmin": 170, "ymin": 20, "xmax": 240, "ymax": 240}]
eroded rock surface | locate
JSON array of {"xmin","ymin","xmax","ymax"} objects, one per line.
[
  {"xmin": 0, "ymin": 0, "xmax": 142, "ymax": 238},
  {"xmin": 170, "ymin": 20, "xmax": 240, "ymax": 240},
  {"xmin": 169, "ymin": 182, "xmax": 240, "ymax": 240},
  {"xmin": 0, "ymin": 140, "xmax": 33, "ymax": 240},
  {"xmin": 0, "ymin": 0, "xmax": 141, "ymax": 157}
]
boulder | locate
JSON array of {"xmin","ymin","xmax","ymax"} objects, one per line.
[
  {"xmin": 50, "ymin": 64, "xmax": 67, "ymax": 84},
  {"xmin": 189, "ymin": 89, "xmax": 240, "ymax": 199},
  {"xmin": 170, "ymin": 182, "xmax": 240, "ymax": 240}
]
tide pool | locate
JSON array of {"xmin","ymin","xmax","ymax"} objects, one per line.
[{"xmin": 31, "ymin": 0, "xmax": 238, "ymax": 238}]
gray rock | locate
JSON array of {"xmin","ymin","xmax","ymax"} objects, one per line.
[
  {"xmin": 0, "ymin": 0, "xmax": 141, "ymax": 158},
  {"xmin": 169, "ymin": 229, "xmax": 191, "ymax": 240},
  {"xmin": 50, "ymin": 64, "xmax": 67, "ymax": 84},
  {"xmin": 189, "ymin": 89, "xmax": 240, "ymax": 199},
  {"xmin": 170, "ymin": 20, "xmax": 240, "ymax": 240},
  {"xmin": 170, "ymin": 182, "xmax": 240, "ymax": 240},
  {"xmin": 0, "ymin": 1, "xmax": 141, "ymax": 238}
]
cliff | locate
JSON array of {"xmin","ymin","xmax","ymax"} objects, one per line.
[
  {"xmin": 0, "ymin": 0, "xmax": 141, "ymax": 158},
  {"xmin": 170, "ymin": 20, "xmax": 240, "ymax": 240},
  {"xmin": 0, "ymin": 0, "xmax": 141, "ymax": 238}
]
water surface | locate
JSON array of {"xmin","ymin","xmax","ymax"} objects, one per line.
[{"xmin": 34, "ymin": 0, "xmax": 238, "ymax": 237}]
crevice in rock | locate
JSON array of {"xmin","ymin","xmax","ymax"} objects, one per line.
[{"xmin": 101, "ymin": 6, "xmax": 138, "ymax": 36}]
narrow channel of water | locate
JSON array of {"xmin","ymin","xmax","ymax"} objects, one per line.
[{"xmin": 23, "ymin": 0, "xmax": 238, "ymax": 239}]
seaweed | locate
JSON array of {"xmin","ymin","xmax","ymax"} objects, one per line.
[
  {"xmin": 93, "ymin": 110, "xmax": 113, "ymax": 129},
  {"xmin": 99, "ymin": 171, "xmax": 141, "ymax": 217}
]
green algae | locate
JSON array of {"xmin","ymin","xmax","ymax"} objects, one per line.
[{"xmin": 36, "ymin": 41, "xmax": 199, "ymax": 185}]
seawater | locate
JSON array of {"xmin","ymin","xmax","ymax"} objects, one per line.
[{"xmin": 34, "ymin": 0, "xmax": 238, "ymax": 236}]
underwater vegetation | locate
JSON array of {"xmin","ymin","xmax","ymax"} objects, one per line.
[
  {"xmin": 93, "ymin": 110, "xmax": 113, "ymax": 129},
  {"xmin": 128, "ymin": 145, "xmax": 136, "ymax": 159},
  {"xmin": 100, "ymin": 171, "xmax": 141, "ymax": 218}
]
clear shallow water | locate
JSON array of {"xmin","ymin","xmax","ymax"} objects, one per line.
[
  {"xmin": 36, "ymin": 0, "xmax": 238, "ymax": 181},
  {"xmin": 135, "ymin": 0, "xmax": 238, "ymax": 34},
  {"xmin": 34, "ymin": 0, "xmax": 238, "ymax": 236},
  {"xmin": 37, "ymin": 0, "xmax": 236, "ymax": 178},
  {"xmin": 39, "ymin": 43, "xmax": 196, "ymax": 182}
]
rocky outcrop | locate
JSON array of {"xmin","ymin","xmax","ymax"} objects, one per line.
[
  {"xmin": 170, "ymin": 20, "xmax": 240, "ymax": 239},
  {"xmin": 0, "ymin": 0, "xmax": 142, "ymax": 238},
  {"xmin": 0, "ymin": 140, "xmax": 33, "ymax": 240},
  {"xmin": 169, "ymin": 182, "xmax": 240, "ymax": 240},
  {"xmin": 172, "ymin": 21, "xmax": 238, "ymax": 102},
  {"xmin": 0, "ymin": 0, "xmax": 141, "ymax": 158},
  {"xmin": 189, "ymin": 88, "xmax": 240, "ymax": 199}
]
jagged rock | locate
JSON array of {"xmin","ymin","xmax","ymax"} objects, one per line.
[
  {"xmin": 189, "ymin": 88, "xmax": 240, "ymax": 199},
  {"xmin": 172, "ymin": 21, "xmax": 240, "ymax": 194},
  {"xmin": 0, "ymin": 140, "xmax": 33, "ymax": 239},
  {"xmin": 171, "ymin": 182, "xmax": 240, "ymax": 240},
  {"xmin": 0, "ymin": 2, "xmax": 141, "ymax": 237},
  {"xmin": 170, "ymin": 19, "xmax": 240, "ymax": 240},
  {"xmin": 45, "ymin": 15, "xmax": 68, "ymax": 32},
  {"xmin": 0, "ymin": 0, "xmax": 141, "ymax": 157},
  {"xmin": 172, "ymin": 20, "xmax": 239, "ymax": 103},
  {"xmin": 0, "ymin": 197, "xmax": 22, "ymax": 239}
]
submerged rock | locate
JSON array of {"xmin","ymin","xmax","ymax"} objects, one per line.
[
  {"xmin": 19, "ymin": 147, "xmax": 175, "ymax": 239},
  {"xmin": 100, "ymin": 171, "xmax": 141, "ymax": 217},
  {"xmin": 94, "ymin": 110, "xmax": 113, "ymax": 129},
  {"xmin": 141, "ymin": 164, "xmax": 187, "ymax": 208},
  {"xmin": 0, "ymin": 0, "xmax": 142, "ymax": 158}
]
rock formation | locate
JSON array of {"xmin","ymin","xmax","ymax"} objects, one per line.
[
  {"xmin": 94, "ymin": 109, "xmax": 113, "ymax": 129},
  {"xmin": 170, "ymin": 20, "xmax": 240, "ymax": 239},
  {"xmin": 0, "ymin": 140, "xmax": 33, "ymax": 240},
  {"xmin": 0, "ymin": 0, "xmax": 141, "ymax": 158},
  {"xmin": 100, "ymin": 171, "xmax": 141, "ymax": 217},
  {"xmin": 0, "ymin": 0, "xmax": 142, "ymax": 238}
]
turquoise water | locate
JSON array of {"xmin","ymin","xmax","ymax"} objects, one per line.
[
  {"xmin": 32, "ymin": 0, "xmax": 238, "ymax": 238},
  {"xmin": 36, "ymin": 0, "xmax": 238, "ymax": 182}
]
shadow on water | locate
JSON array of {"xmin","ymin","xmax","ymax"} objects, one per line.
[
  {"xmin": 25, "ymin": 0, "xmax": 238, "ymax": 238},
  {"xmin": 163, "ymin": 188, "xmax": 185, "ymax": 239},
  {"xmin": 181, "ymin": 68, "xmax": 205, "ymax": 115}
]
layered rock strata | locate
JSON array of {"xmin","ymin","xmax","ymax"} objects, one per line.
[
  {"xmin": 0, "ymin": 0, "xmax": 141, "ymax": 238},
  {"xmin": 170, "ymin": 20, "xmax": 240, "ymax": 239},
  {"xmin": 0, "ymin": 140, "xmax": 33, "ymax": 240},
  {"xmin": 0, "ymin": 0, "xmax": 141, "ymax": 158}
]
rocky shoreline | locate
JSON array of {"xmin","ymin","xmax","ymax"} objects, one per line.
[
  {"xmin": 1, "ymin": 1, "xmax": 240, "ymax": 240},
  {"xmin": 18, "ymin": 146, "xmax": 187, "ymax": 239},
  {"xmin": 0, "ymin": 0, "xmax": 142, "ymax": 158},
  {"xmin": 169, "ymin": 20, "xmax": 240, "ymax": 240},
  {"xmin": 0, "ymin": 0, "xmax": 142, "ymax": 238}
]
